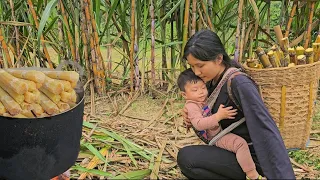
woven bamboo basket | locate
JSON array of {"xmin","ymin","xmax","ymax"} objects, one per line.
[{"xmin": 243, "ymin": 61, "xmax": 320, "ymax": 149}]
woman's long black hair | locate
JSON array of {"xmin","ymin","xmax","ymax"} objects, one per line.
[{"xmin": 183, "ymin": 29, "xmax": 243, "ymax": 70}]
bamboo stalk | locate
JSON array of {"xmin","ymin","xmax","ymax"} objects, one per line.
[
  {"xmin": 191, "ymin": 0, "xmax": 197, "ymax": 36},
  {"xmin": 59, "ymin": 0, "xmax": 76, "ymax": 61},
  {"xmin": 285, "ymin": 2, "xmax": 297, "ymax": 38},
  {"xmin": 304, "ymin": 1, "xmax": 315, "ymax": 49},
  {"xmin": 0, "ymin": 28, "xmax": 13, "ymax": 67},
  {"xmin": 26, "ymin": 0, "xmax": 53, "ymax": 68}
]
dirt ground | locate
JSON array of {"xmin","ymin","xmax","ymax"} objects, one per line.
[{"xmin": 74, "ymin": 92, "xmax": 320, "ymax": 179}]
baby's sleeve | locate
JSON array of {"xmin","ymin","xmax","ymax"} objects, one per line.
[{"xmin": 186, "ymin": 103, "xmax": 220, "ymax": 131}]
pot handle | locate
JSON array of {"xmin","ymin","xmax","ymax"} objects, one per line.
[{"xmin": 55, "ymin": 60, "xmax": 84, "ymax": 80}]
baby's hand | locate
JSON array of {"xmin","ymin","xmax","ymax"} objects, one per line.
[{"xmin": 216, "ymin": 104, "xmax": 237, "ymax": 121}]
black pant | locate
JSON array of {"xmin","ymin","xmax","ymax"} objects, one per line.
[{"xmin": 177, "ymin": 145, "xmax": 264, "ymax": 179}]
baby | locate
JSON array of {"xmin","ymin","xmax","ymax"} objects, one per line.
[{"xmin": 177, "ymin": 68, "xmax": 263, "ymax": 180}]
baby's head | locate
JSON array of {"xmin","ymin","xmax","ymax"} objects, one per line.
[{"xmin": 177, "ymin": 68, "xmax": 208, "ymax": 102}]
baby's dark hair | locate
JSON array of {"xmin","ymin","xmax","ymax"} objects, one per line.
[{"xmin": 177, "ymin": 68, "xmax": 203, "ymax": 92}]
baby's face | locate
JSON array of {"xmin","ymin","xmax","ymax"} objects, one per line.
[{"xmin": 182, "ymin": 80, "xmax": 208, "ymax": 102}]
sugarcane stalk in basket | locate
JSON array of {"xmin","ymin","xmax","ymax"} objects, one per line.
[
  {"xmin": 305, "ymin": 48, "xmax": 314, "ymax": 64},
  {"xmin": 271, "ymin": 45, "xmax": 282, "ymax": 67},
  {"xmin": 0, "ymin": 80, "xmax": 24, "ymax": 104},
  {"xmin": 288, "ymin": 48, "xmax": 297, "ymax": 64},
  {"xmin": 297, "ymin": 55, "xmax": 306, "ymax": 65},
  {"xmin": 313, "ymin": 43, "xmax": 320, "ymax": 62},
  {"xmin": 316, "ymin": 35, "xmax": 320, "ymax": 43},
  {"xmin": 0, "ymin": 70, "xmax": 28, "ymax": 95},
  {"xmin": 39, "ymin": 92, "xmax": 60, "ymax": 115},
  {"xmin": 39, "ymin": 86, "xmax": 61, "ymax": 104},
  {"xmin": 0, "ymin": 86, "xmax": 22, "ymax": 116},
  {"xmin": 296, "ymin": 46, "xmax": 305, "ymax": 56},
  {"xmin": 267, "ymin": 50, "xmax": 277, "ymax": 68},
  {"xmin": 0, "ymin": 102, "xmax": 6, "ymax": 115},
  {"xmin": 6, "ymin": 69, "xmax": 46, "ymax": 84},
  {"xmin": 246, "ymin": 59, "xmax": 257, "ymax": 68},
  {"xmin": 255, "ymin": 47, "xmax": 272, "ymax": 68},
  {"xmin": 43, "ymin": 76, "xmax": 64, "ymax": 95}
]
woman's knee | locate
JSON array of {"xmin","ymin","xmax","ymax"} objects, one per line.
[{"xmin": 177, "ymin": 146, "xmax": 197, "ymax": 169}]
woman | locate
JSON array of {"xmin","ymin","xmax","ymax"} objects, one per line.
[{"xmin": 177, "ymin": 30, "xmax": 295, "ymax": 179}]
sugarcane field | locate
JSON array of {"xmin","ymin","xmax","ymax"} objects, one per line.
[{"xmin": 0, "ymin": 0, "xmax": 320, "ymax": 179}]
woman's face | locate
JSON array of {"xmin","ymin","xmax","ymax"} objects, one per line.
[{"xmin": 186, "ymin": 54, "xmax": 225, "ymax": 83}]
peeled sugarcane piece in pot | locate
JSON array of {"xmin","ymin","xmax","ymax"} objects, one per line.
[
  {"xmin": 288, "ymin": 48, "xmax": 297, "ymax": 64},
  {"xmin": 313, "ymin": 43, "xmax": 320, "ymax": 62},
  {"xmin": 43, "ymin": 76, "xmax": 64, "ymax": 95},
  {"xmin": 0, "ymin": 80, "xmax": 24, "ymax": 104},
  {"xmin": 6, "ymin": 69, "xmax": 46, "ymax": 84},
  {"xmin": 55, "ymin": 79, "xmax": 72, "ymax": 92},
  {"xmin": 20, "ymin": 102, "xmax": 33, "ymax": 111},
  {"xmin": 39, "ymin": 92, "xmax": 59, "ymax": 115},
  {"xmin": 255, "ymin": 47, "xmax": 272, "ymax": 68},
  {"xmin": 0, "ymin": 70, "xmax": 28, "ymax": 95},
  {"xmin": 31, "ymin": 103, "xmax": 44, "ymax": 116},
  {"xmin": 39, "ymin": 86, "xmax": 61, "ymax": 104},
  {"xmin": 56, "ymin": 101, "xmax": 70, "ymax": 113},
  {"xmin": 267, "ymin": 50, "xmax": 278, "ymax": 68},
  {"xmin": 297, "ymin": 55, "xmax": 306, "ymax": 65},
  {"xmin": 24, "ymin": 92, "xmax": 36, "ymax": 104},
  {"xmin": 60, "ymin": 91, "xmax": 71, "ymax": 103},
  {"xmin": 69, "ymin": 89, "xmax": 77, "ymax": 103},
  {"xmin": 296, "ymin": 46, "xmax": 305, "ymax": 56},
  {"xmin": 33, "ymin": 89, "xmax": 40, "ymax": 103},
  {"xmin": 21, "ymin": 109, "xmax": 35, "ymax": 118},
  {"xmin": 0, "ymin": 87, "xmax": 22, "ymax": 116},
  {"xmin": 68, "ymin": 102, "xmax": 76, "ymax": 108},
  {"xmin": 305, "ymin": 48, "xmax": 314, "ymax": 64},
  {"xmin": 0, "ymin": 102, "xmax": 6, "ymax": 115},
  {"xmin": 42, "ymin": 71, "xmax": 79, "ymax": 87},
  {"xmin": 2, "ymin": 113, "xmax": 27, "ymax": 118},
  {"xmin": 20, "ymin": 79, "xmax": 37, "ymax": 92},
  {"xmin": 36, "ymin": 83, "xmax": 43, "ymax": 89},
  {"xmin": 38, "ymin": 113, "xmax": 49, "ymax": 118}
]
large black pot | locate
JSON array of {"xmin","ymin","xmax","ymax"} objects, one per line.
[{"xmin": 0, "ymin": 88, "xmax": 84, "ymax": 180}]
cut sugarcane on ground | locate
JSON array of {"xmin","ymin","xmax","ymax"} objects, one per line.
[{"xmin": 0, "ymin": 69, "xmax": 79, "ymax": 118}]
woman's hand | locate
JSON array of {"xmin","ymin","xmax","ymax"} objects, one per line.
[{"xmin": 181, "ymin": 105, "xmax": 192, "ymax": 131}]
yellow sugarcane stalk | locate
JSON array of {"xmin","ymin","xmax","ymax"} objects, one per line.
[
  {"xmin": 0, "ymin": 28, "xmax": 13, "ymax": 67},
  {"xmin": 59, "ymin": 0, "xmax": 76, "ymax": 61},
  {"xmin": 26, "ymin": 0, "xmax": 53, "ymax": 68}
]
